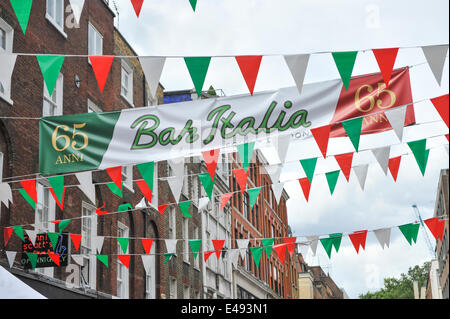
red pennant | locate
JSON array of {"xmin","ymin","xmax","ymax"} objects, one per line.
[
  {"xmin": 70, "ymin": 234, "xmax": 82, "ymax": 252},
  {"xmin": 311, "ymin": 125, "xmax": 331, "ymax": 159},
  {"xmin": 273, "ymin": 243, "xmax": 287, "ymax": 264},
  {"xmin": 130, "ymin": 0, "xmax": 144, "ymax": 17},
  {"xmin": 424, "ymin": 217, "xmax": 446, "ymax": 241},
  {"xmin": 212, "ymin": 240, "xmax": 225, "ymax": 259},
  {"xmin": 136, "ymin": 180, "xmax": 153, "ymax": 204},
  {"xmin": 202, "ymin": 149, "xmax": 221, "ymax": 180},
  {"xmin": 50, "ymin": 220, "xmax": 61, "ymax": 224},
  {"xmin": 298, "ymin": 178, "xmax": 311, "ymax": 202},
  {"xmin": 283, "ymin": 237, "xmax": 297, "ymax": 257},
  {"xmin": 49, "ymin": 187, "xmax": 66, "ymax": 210},
  {"xmin": 106, "ymin": 166, "xmax": 122, "ymax": 190},
  {"xmin": 388, "ymin": 156, "xmax": 402, "ymax": 182},
  {"xmin": 20, "ymin": 179, "xmax": 37, "ymax": 204},
  {"xmin": 89, "ymin": 55, "xmax": 114, "ymax": 94},
  {"xmin": 430, "ymin": 94, "xmax": 449, "ymax": 128},
  {"xmin": 335, "ymin": 153, "xmax": 354, "ymax": 182},
  {"xmin": 96, "ymin": 203, "xmax": 109, "ymax": 216},
  {"xmin": 348, "ymin": 230, "xmax": 368, "ymax": 254},
  {"xmin": 118, "ymin": 255, "xmax": 131, "ymax": 269},
  {"xmin": 235, "ymin": 56, "xmax": 263, "ymax": 95},
  {"xmin": 48, "ymin": 252, "xmax": 60, "ymax": 266},
  {"xmin": 142, "ymin": 238, "xmax": 154, "ymax": 254},
  {"xmin": 372, "ymin": 48, "xmax": 399, "ymax": 87},
  {"xmin": 220, "ymin": 193, "xmax": 233, "ymax": 211},
  {"xmin": 233, "ymin": 168, "xmax": 249, "ymax": 194},
  {"xmin": 4, "ymin": 227, "xmax": 13, "ymax": 247},
  {"xmin": 445, "ymin": 134, "xmax": 449, "ymax": 141},
  {"xmin": 158, "ymin": 204, "xmax": 169, "ymax": 215},
  {"xmin": 204, "ymin": 251, "xmax": 214, "ymax": 262}
]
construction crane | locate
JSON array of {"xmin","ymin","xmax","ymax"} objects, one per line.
[{"xmin": 412, "ymin": 204, "xmax": 436, "ymax": 258}]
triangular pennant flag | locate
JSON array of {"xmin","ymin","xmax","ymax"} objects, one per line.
[
  {"xmin": 48, "ymin": 175, "xmax": 66, "ymax": 210},
  {"xmin": 12, "ymin": 226, "xmax": 25, "ymax": 242},
  {"xmin": 25, "ymin": 229, "xmax": 38, "ymax": 246},
  {"xmin": 204, "ymin": 251, "xmax": 214, "ymax": 262},
  {"xmin": 353, "ymin": 164, "xmax": 369, "ymax": 191},
  {"xmin": 117, "ymin": 238, "xmax": 129, "ymax": 254},
  {"xmin": 388, "ymin": 156, "xmax": 402, "ymax": 182},
  {"xmin": 164, "ymin": 253, "xmax": 175, "ymax": 263},
  {"xmin": 136, "ymin": 180, "xmax": 153, "ymax": 204},
  {"xmin": 261, "ymin": 238, "xmax": 274, "ymax": 258},
  {"xmin": 430, "ymin": 94, "xmax": 449, "ymax": 128},
  {"xmin": 96, "ymin": 255, "xmax": 109, "ymax": 267},
  {"xmin": 332, "ymin": 51, "xmax": 358, "ymax": 90},
  {"xmin": 272, "ymin": 182, "xmax": 285, "ymax": 205},
  {"xmin": 249, "ymin": 246, "xmax": 263, "ymax": 268},
  {"xmin": 342, "ymin": 117, "xmax": 363, "ymax": 152},
  {"xmin": 20, "ymin": 179, "xmax": 37, "ymax": 206},
  {"xmin": 75, "ymin": 171, "xmax": 96, "ymax": 205},
  {"xmin": 298, "ymin": 178, "xmax": 311, "ymax": 202},
  {"xmin": 137, "ymin": 161, "xmax": 155, "ymax": 191},
  {"xmin": 70, "ymin": 234, "xmax": 82, "ymax": 252},
  {"xmin": 220, "ymin": 193, "xmax": 233, "ymax": 212},
  {"xmin": 184, "ymin": 57, "xmax": 211, "ymax": 98},
  {"xmin": 168, "ymin": 157, "xmax": 185, "ymax": 178},
  {"xmin": 141, "ymin": 255, "xmax": 152, "ymax": 274},
  {"xmin": 330, "ymin": 233, "xmax": 343, "ymax": 252},
  {"xmin": 202, "ymin": 149, "xmax": 220, "ymax": 181},
  {"xmin": 158, "ymin": 204, "xmax": 169, "ymax": 215},
  {"xmin": 248, "ymin": 187, "xmax": 261, "ymax": 210},
  {"xmin": 48, "ymin": 252, "xmax": 60, "ymax": 266},
  {"xmin": 118, "ymin": 255, "xmax": 130, "ymax": 269},
  {"xmin": 71, "ymin": 255, "xmax": 84, "ymax": 266},
  {"xmin": 26, "ymin": 252, "xmax": 38, "ymax": 269},
  {"xmin": 422, "ymin": 45, "xmax": 449, "ymax": 86},
  {"xmin": 235, "ymin": 56, "xmax": 263, "ymax": 95},
  {"xmin": 37, "ymin": 55, "xmax": 65, "ymax": 97},
  {"xmin": 0, "ymin": 54, "xmax": 17, "ymax": 97},
  {"xmin": 237, "ymin": 142, "xmax": 255, "ymax": 173},
  {"xmin": 140, "ymin": 57, "xmax": 165, "ymax": 99},
  {"xmin": 306, "ymin": 236, "xmax": 319, "ymax": 256},
  {"xmin": 106, "ymin": 166, "xmax": 122, "ymax": 190},
  {"xmin": 212, "ymin": 240, "xmax": 225, "ymax": 259},
  {"xmin": 5, "ymin": 251, "xmax": 17, "ymax": 268},
  {"xmin": 407, "ymin": 139, "xmax": 430, "ymax": 176},
  {"xmin": 130, "ymin": 0, "xmax": 144, "ymax": 17},
  {"xmin": 89, "ymin": 55, "xmax": 114, "ymax": 94},
  {"xmin": 106, "ymin": 182, "xmax": 123, "ymax": 198},
  {"xmin": 233, "ymin": 168, "xmax": 250, "ymax": 194},
  {"xmin": 179, "ymin": 200, "xmax": 192, "ymax": 218},
  {"xmin": 372, "ymin": 48, "xmax": 399, "ymax": 87},
  {"xmin": 19, "ymin": 189, "xmax": 36, "ymax": 210},
  {"xmin": 273, "ymin": 244, "xmax": 287, "ymax": 264},
  {"xmin": 228, "ymin": 249, "xmax": 240, "ymax": 267},
  {"xmin": 167, "ymin": 176, "xmax": 183, "ymax": 203},
  {"xmin": 189, "ymin": 0, "xmax": 198, "ymax": 11},
  {"xmin": 348, "ymin": 230, "xmax": 368, "ymax": 254},
  {"xmin": 299, "ymin": 158, "xmax": 318, "ymax": 183},
  {"xmin": 96, "ymin": 203, "xmax": 108, "ymax": 216},
  {"xmin": 58, "ymin": 219, "xmax": 71, "ymax": 234},
  {"xmin": 283, "ymin": 237, "xmax": 297, "ymax": 257},
  {"xmin": 311, "ymin": 125, "xmax": 331, "ymax": 159},
  {"xmin": 93, "ymin": 236, "xmax": 105, "ymax": 254},
  {"xmin": 385, "ymin": 106, "xmax": 407, "ymax": 142},
  {"xmin": 325, "ymin": 171, "xmax": 340, "ymax": 195},
  {"xmin": 335, "ymin": 153, "xmax": 354, "ymax": 182},
  {"xmin": 189, "ymin": 240, "xmax": 202, "ymax": 259},
  {"xmin": 118, "ymin": 203, "xmax": 133, "ymax": 212},
  {"xmin": 272, "ymin": 134, "xmax": 291, "ymax": 164},
  {"xmin": 0, "ymin": 183, "xmax": 13, "ymax": 209},
  {"xmin": 236, "ymin": 239, "xmax": 249, "ymax": 259},
  {"xmin": 320, "ymin": 238, "xmax": 334, "ymax": 258},
  {"xmin": 141, "ymin": 238, "xmax": 154, "ymax": 254},
  {"xmin": 297, "ymin": 243, "xmax": 309, "ymax": 257},
  {"xmin": 424, "ymin": 217, "xmax": 446, "ymax": 241},
  {"xmin": 398, "ymin": 223, "xmax": 420, "ymax": 245},
  {"xmin": 68, "ymin": 0, "xmax": 85, "ymax": 25},
  {"xmin": 165, "ymin": 239, "xmax": 178, "ymax": 254},
  {"xmin": 10, "ymin": 0, "xmax": 33, "ymax": 34},
  {"xmin": 199, "ymin": 173, "xmax": 215, "ymax": 200},
  {"xmin": 372, "ymin": 146, "xmax": 391, "ymax": 175},
  {"xmin": 198, "ymin": 197, "xmax": 209, "ymax": 210},
  {"xmin": 374, "ymin": 228, "xmax": 391, "ymax": 249},
  {"xmin": 284, "ymin": 54, "xmax": 310, "ymax": 95},
  {"xmin": 265, "ymin": 164, "xmax": 283, "ymax": 184},
  {"xmin": 4, "ymin": 227, "xmax": 14, "ymax": 247},
  {"xmin": 47, "ymin": 232, "xmax": 59, "ymax": 251}
]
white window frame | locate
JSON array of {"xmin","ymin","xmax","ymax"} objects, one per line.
[
  {"xmin": 88, "ymin": 22, "xmax": 103, "ymax": 56},
  {"xmin": 169, "ymin": 277, "xmax": 177, "ymax": 299},
  {"xmin": 46, "ymin": 0, "xmax": 67, "ymax": 38},
  {"xmin": 81, "ymin": 201, "xmax": 97, "ymax": 290},
  {"xmin": 183, "ymin": 285, "xmax": 190, "ymax": 299},
  {"xmin": 168, "ymin": 207, "xmax": 176, "ymax": 240},
  {"xmin": 0, "ymin": 17, "xmax": 14, "ymax": 105},
  {"xmin": 182, "ymin": 165, "xmax": 189, "ymax": 197},
  {"xmin": 87, "ymin": 99, "xmax": 102, "ymax": 113},
  {"xmin": 43, "ymin": 73, "xmax": 64, "ymax": 116},
  {"xmin": 145, "ymin": 242, "xmax": 156, "ymax": 299},
  {"xmin": 117, "ymin": 222, "xmax": 129, "ymax": 299},
  {"xmin": 122, "ymin": 165, "xmax": 134, "ymax": 192},
  {"xmin": 0, "ymin": 152, "xmax": 3, "ymax": 182},
  {"xmin": 183, "ymin": 217, "xmax": 189, "ymax": 263},
  {"xmin": 121, "ymin": 59, "xmax": 134, "ymax": 107}
]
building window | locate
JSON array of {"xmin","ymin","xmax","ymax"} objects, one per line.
[
  {"xmin": 169, "ymin": 277, "xmax": 177, "ymax": 299},
  {"xmin": 0, "ymin": 18, "xmax": 14, "ymax": 104},
  {"xmin": 183, "ymin": 218, "xmax": 189, "ymax": 263},
  {"xmin": 36, "ymin": 182, "xmax": 55, "ymax": 234},
  {"xmin": 88, "ymin": 22, "xmax": 103, "ymax": 56},
  {"xmin": 46, "ymin": 0, "xmax": 65, "ymax": 35},
  {"xmin": 0, "ymin": 152, "xmax": 3, "ymax": 182},
  {"xmin": 121, "ymin": 60, "xmax": 134, "ymax": 106},
  {"xmin": 87, "ymin": 99, "xmax": 102, "ymax": 113},
  {"xmin": 81, "ymin": 201, "xmax": 97, "ymax": 289},
  {"xmin": 243, "ymin": 193, "xmax": 250, "ymax": 220},
  {"xmin": 183, "ymin": 285, "xmax": 190, "ymax": 299},
  {"xmin": 122, "ymin": 165, "xmax": 133, "ymax": 191},
  {"xmin": 117, "ymin": 222, "xmax": 129, "ymax": 299},
  {"xmin": 145, "ymin": 241, "xmax": 156, "ymax": 299},
  {"xmin": 194, "ymin": 226, "xmax": 200, "ymax": 269},
  {"xmin": 43, "ymin": 73, "xmax": 63, "ymax": 116},
  {"xmin": 168, "ymin": 207, "xmax": 176, "ymax": 239}
]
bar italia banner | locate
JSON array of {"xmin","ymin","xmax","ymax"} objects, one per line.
[{"xmin": 39, "ymin": 68, "xmax": 413, "ymax": 175}]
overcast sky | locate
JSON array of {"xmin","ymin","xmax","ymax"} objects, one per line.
[{"xmin": 109, "ymin": 0, "xmax": 449, "ymax": 298}]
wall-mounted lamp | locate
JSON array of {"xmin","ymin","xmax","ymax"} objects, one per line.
[{"xmin": 75, "ymin": 75, "xmax": 81, "ymax": 88}]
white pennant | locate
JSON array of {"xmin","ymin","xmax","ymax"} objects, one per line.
[
  {"xmin": 272, "ymin": 134, "xmax": 291, "ymax": 164},
  {"xmin": 165, "ymin": 239, "xmax": 178, "ymax": 254},
  {"xmin": 0, "ymin": 54, "xmax": 17, "ymax": 98},
  {"xmin": 93, "ymin": 236, "xmax": 104, "ymax": 254},
  {"xmin": 227, "ymin": 249, "xmax": 240, "ymax": 267},
  {"xmin": 372, "ymin": 146, "xmax": 390, "ymax": 175},
  {"xmin": 284, "ymin": 54, "xmax": 310, "ymax": 95},
  {"xmin": 141, "ymin": 255, "xmax": 153, "ymax": 274},
  {"xmin": 68, "ymin": 0, "xmax": 85, "ymax": 25},
  {"xmin": 374, "ymin": 228, "xmax": 391, "ymax": 249},
  {"xmin": 25, "ymin": 230, "xmax": 38, "ymax": 246},
  {"xmin": 306, "ymin": 236, "xmax": 319, "ymax": 256},
  {"xmin": 198, "ymin": 197, "xmax": 210, "ymax": 210},
  {"xmin": 385, "ymin": 106, "xmax": 406, "ymax": 142},
  {"xmin": 422, "ymin": 45, "xmax": 449, "ymax": 86},
  {"xmin": 139, "ymin": 57, "xmax": 166, "ymax": 100},
  {"xmin": 0, "ymin": 183, "xmax": 13, "ymax": 208},
  {"xmin": 271, "ymin": 182, "xmax": 285, "ymax": 205},
  {"xmin": 265, "ymin": 164, "xmax": 283, "ymax": 184},
  {"xmin": 167, "ymin": 176, "xmax": 183, "ymax": 203},
  {"xmin": 71, "ymin": 255, "xmax": 85, "ymax": 266},
  {"xmin": 75, "ymin": 171, "xmax": 96, "ymax": 205},
  {"xmin": 135, "ymin": 196, "xmax": 147, "ymax": 209},
  {"xmin": 297, "ymin": 243, "xmax": 309, "ymax": 257},
  {"xmin": 236, "ymin": 239, "xmax": 250, "ymax": 260},
  {"xmin": 353, "ymin": 165, "xmax": 369, "ymax": 191},
  {"xmin": 6, "ymin": 251, "xmax": 17, "ymax": 268}
]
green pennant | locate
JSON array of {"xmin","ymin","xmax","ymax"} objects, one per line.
[
  {"xmin": 179, "ymin": 200, "xmax": 192, "ymax": 218},
  {"xmin": 26, "ymin": 252, "xmax": 38, "ymax": 269},
  {"xmin": 248, "ymin": 187, "xmax": 261, "ymax": 210},
  {"xmin": 137, "ymin": 162, "xmax": 154, "ymax": 191},
  {"xmin": 325, "ymin": 170, "xmax": 340, "ymax": 195},
  {"xmin": 37, "ymin": 55, "xmax": 65, "ymax": 97},
  {"xmin": 299, "ymin": 158, "xmax": 318, "ymax": 183},
  {"xmin": 48, "ymin": 175, "xmax": 65, "ymax": 205},
  {"xmin": 342, "ymin": 117, "xmax": 363, "ymax": 152},
  {"xmin": 189, "ymin": 240, "xmax": 202, "ymax": 259},
  {"xmin": 18, "ymin": 189, "xmax": 36, "ymax": 210},
  {"xmin": 118, "ymin": 203, "xmax": 133, "ymax": 212},
  {"xmin": 249, "ymin": 247, "xmax": 263, "ymax": 268},
  {"xmin": 10, "ymin": 0, "xmax": 33, "ymax": 35},
  {"xmin": 407, "ymin": 139, "xmax": 430, "ymax": 176},
  {"xmin": 184, "ymin": 57, "xmax": 211, "ymax": 98},
  {"xmin": 96, "ymin": 255, "xmax": 109, "ymax": 267},
  {"xmin": 198, "ymin": 173, "xmax": 215, "ymax": 200},
  {"xmin": 107, "ymin": 182, "xmax": 123, "ymax": 198},
  {"xmin": 164, "ymin": 253, "xmax": 175, "ymax": 263},
  {"xmin": 320, "ymin": 237, "xmax": 334, "ymax": 258},
  {"xmin": 58, "ymin": 219, "xmax": 71, "ymax": 234},
  {"xmin": 189, "ymin": 0, "xmax": 198, "ymax": 11},
  {"xmin": 12, "ymin": 226, "xmax": 25, "ymax": 242},
  {"xmin": 117, "ymin": 238, "xmax": 129, "ymax": 254},
  {"xmin": 237, "ymin": 142, "xmax": 255, "ymax": 173},
  {"xmin": 329, "ymin": 233, "xmax": 343, "ymax": 253},
  {"xmin": 47, "ymin": 232, "xmax": 59, "ymax": 251},
  {"xmin": 261, "ymin": 238, "xmax": 274, "ymax": 258},
  {"xmin": 332, "ymin": 51, "xmax": 358, "ymax": 90},
  {"xmin": 398, "ymin": 223, "xmax": 420, "ymax": 245}
]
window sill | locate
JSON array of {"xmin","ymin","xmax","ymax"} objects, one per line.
[
  {"xmin": 121, "ymin": 94, "xmax": 135, "ymax": 108},
  {"xmin": 45, "ymin": 14, "xmax": 68, "ymax": 39},
  {"xmin": 0, "ymin": 94, "xmax": 13, "ymax": 106}
]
